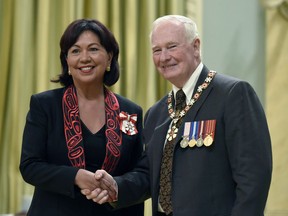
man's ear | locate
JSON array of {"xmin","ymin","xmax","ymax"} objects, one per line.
[{"xmin": 193, "ymin": 38, "xmax": 200, "ymax": 50}]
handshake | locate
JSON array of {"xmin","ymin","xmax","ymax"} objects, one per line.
[{"xmin": 75, "ymin": 169, "xmax": 118, "ymax": 204}]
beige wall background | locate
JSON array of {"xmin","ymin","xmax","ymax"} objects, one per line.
[{"xmin": 265, "ymin": 4, "xmax": 288, "ymax": 216}]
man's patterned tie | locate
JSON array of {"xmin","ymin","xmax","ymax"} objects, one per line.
[{"xmin": 159, "ymin": 89, "xmax": 186, "ymax": 215}]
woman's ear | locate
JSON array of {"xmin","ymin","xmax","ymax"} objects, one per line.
[{"xmin": 108, "ymin": 52, "xmax": 113, "ymax": 63}]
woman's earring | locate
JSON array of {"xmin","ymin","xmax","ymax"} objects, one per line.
[
  {"xmin": 68, "ymin": 70, "xmax": 71, "ymax": 75},
  {"xmin": 106, "ymin": 66, "xmax": 110, "ymax": 72}
]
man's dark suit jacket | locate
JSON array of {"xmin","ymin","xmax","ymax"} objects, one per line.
[
  {"xmin": 20, "ymin": 87, "xmax": 144, "ymax": 216},
  {"xmin": 115, "ymin": 66, "xmax": 272, "ymax": 216}
]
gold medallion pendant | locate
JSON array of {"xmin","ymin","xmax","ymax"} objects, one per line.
[
  {"xmin": 188, "ymin": 138, "xmax": 197, "ymax": 147},
  {"xmin": 203, "ymin": 134, "xmax": 213, "ymax": 146}
]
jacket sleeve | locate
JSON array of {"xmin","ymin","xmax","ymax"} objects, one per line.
[
  {"xmin": 114, "ymin": 152, "xmax": 151, "ymax": 208},
  {"xmin": 225, "ymin": 81, "xmax": 272, "ymax": 215},
  {"xmin": 19, "ymin": 94, "xmax": 79, "ymax": 198}
]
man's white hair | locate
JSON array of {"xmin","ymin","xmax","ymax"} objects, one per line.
[{"xmin": 150, "ymin": 15, "xmax": 199, "ymax": 43}]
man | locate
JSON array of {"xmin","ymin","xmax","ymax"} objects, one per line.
[{"xmin": 83, "ymin": 15, "xmax": 272, "ymax": 216}]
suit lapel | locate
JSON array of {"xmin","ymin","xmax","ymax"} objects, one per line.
[{"xmin": 148, "ymin": 100, "xmax": 172, "ymax": 194}]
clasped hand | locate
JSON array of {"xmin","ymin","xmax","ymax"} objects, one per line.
[{"xmin": 75, "ymin": 169, "xmax": 117, "ymax": 204}]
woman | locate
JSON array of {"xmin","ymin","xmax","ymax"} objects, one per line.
[{"xmin": 19, "ymin": 19, "xmax": 144, "ymax": 216}]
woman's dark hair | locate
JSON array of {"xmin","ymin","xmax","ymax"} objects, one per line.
[{"xmin": 51, "ymin": 18, "xmax": 120, "ymax": 87}]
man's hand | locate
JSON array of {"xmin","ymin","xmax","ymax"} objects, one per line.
[{"xmin": 81, "ymin": 169, "xmax": 118, "ymax": 204}]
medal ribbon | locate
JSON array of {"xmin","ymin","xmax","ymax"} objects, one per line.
[
  {"xmin": 183, "ymin": 122, "xmax": 191, "ymax": 138},
  {"xmin": 198, "ymin": 121, "xmax": 204, "ymax": 139},
  {"xmin": 191, "ymin": 121, "xmax": 198, "ymax": 140},
  {"xmin": 206, "ymin": 120, "xmax": 216, "ymax": 140}
]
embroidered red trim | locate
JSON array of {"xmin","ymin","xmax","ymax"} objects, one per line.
[
  {"xmin": 62, "ymin": 85, "xmax": 122, "ymax": 173},
  {"xmin": 102, "ymin": 88, "xmax": 122, "ymax": 173},
  {"xmin": 63, "ymin": 86, "xmax": 85, "ymax": 168}
]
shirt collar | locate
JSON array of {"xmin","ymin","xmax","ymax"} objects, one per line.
[{"xmin": 172, "ymin": 62, "xmax": 203, "ymax": 104}]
